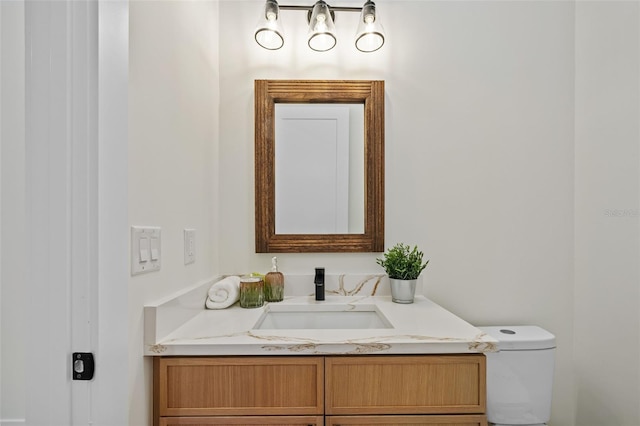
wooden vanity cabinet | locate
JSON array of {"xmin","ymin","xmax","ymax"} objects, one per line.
[
  {"xmin": 325, "ymin": 355, "xmax": 486, "ymax": 415},
  {"xmin": 154, "ymin": 356, "xmax": 324, "ymax": 425},
  {"xmin": 325, "ymin": 355, "xmax": 486, "ymax": 426},
  {"xmin": 325, "ymin": 415, "xmax": 487, "ymax": 426},
  {"xmin": 154, "ymin": 355, "xmax": 486, "ymax": 426},
  {"xmin": 158, "ymin": 416, "xmax": 324, "ymax": 426}
]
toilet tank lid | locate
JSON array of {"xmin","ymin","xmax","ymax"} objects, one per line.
[{"xmin": 478, "ymin": 326, "xmax": 556, "ymax": 350}]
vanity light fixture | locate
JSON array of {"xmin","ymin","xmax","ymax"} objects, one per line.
[
  {"xmin": 307, "ymin": 0, "xmax": 337, "ymax": 52},
  {"xmin": 255, "ymin": 0, "xmax": 285, "ymax": 50},
  {"xmin": 254, "ymin": 0, "xmax": 385, "ymax": 53}
]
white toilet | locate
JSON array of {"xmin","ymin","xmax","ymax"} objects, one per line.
[{"xmin": 478, "ymin": 326, "xmax": 556, "ymax": 426}]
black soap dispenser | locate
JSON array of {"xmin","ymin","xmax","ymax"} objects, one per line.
[{"xmin": 314, "ymin": 267, "xmax": 325, "ymax": 301}]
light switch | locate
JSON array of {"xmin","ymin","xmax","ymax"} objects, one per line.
[
  {"xmin": 131, "ymin": 226, "xmax": 161, "ymax": 276},
  {"xmin": 139, "ymin": 237, "xmax": 150, "ymax": 262},
  {"xmin": 150, "ymin": 237, "xmax": 160, "ymax": 261}
]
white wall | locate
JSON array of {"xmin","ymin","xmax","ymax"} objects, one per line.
[
  {"xmin": 574, "ymin": 2, "xmax": 640, "ymax": 425},
  {"xmin": 128, "ymin": 1, "xmax": 219, "ymax": 424},
  {"xmin": 0, "ymin": 1, "xmax": 26, "ymax": 423}
]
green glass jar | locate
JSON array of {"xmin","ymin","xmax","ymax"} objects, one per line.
[{"xmin": 239, "ymin": 277, "xmax": 264, "ymax": 308}]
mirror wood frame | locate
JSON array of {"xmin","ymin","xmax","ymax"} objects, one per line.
[{"xmin": 255, "ymin": 80, "xmax": 385, "ymax": 253}]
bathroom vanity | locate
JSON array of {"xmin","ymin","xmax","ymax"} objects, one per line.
[
  {"xmin": 145, "ymin": 276, "xmax": 497, "ymax": 426},
  {"xmin": 155, "ymin": 355, "xmax": 487, "ymax": 426}
]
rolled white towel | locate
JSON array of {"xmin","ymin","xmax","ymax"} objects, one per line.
[{"xmin": 205, "ymin": 276, "xmax": 241, "ymax": 309}]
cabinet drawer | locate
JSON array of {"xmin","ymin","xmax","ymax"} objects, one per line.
[
  {"xmin": 154, "ymin": 357, "xmax": 324, "ymax": 417},
  {"xmin": 325, "ymin": 355, "xmax": 485, "ymax": 415},
  {"xmin": 159, "ymin": 416, "xmax": 324, "ymax": 426},
  {"xmin": 326, "ymin": 415, "xmax": 487, "ymax": 426}
]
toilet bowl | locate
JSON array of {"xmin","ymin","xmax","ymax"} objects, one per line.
[{"xmin": 478, "ymin": 326, "xmax": 556, "ymax": 426}]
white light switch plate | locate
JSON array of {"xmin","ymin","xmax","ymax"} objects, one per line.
[
  {"xmin": 184, "ymin": 229, "xmax": 196, "ymax": 265},
  {"xmin": 131, "ymin": 226, "xmax": 161, "ymax": 276}
]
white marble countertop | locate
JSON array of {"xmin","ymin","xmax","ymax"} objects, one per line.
[{"xmin": 145, "ymin": 292, "xmax": 497, "ymax": 356}]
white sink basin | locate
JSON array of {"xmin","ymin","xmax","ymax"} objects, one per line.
[{"xmin": 253, "ymin": 303, "xmax": 394, "ymax": 330}]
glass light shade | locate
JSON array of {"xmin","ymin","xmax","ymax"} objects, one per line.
[
  {"xmin": 255, "ymin": 0, "xmax": 285, "ymax": 50},
  {"xmin": 307, "ymin": 0, "xmax": 337, "ymax": 52},
  {"xmin": 354, "ymin": 0, "xmax": 385, "ymax": 52}
]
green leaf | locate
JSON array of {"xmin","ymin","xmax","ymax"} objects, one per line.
[{"xmin": 376, "ymin": 243, "xmax": 429, "ymax": 280}]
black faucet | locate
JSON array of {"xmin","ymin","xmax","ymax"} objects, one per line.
[{"xmin": 314, "ymin": 267, "xmax": 325, "ymax": 301}]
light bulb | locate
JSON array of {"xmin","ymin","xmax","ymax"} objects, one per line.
[
  {"xmin": 307, "ymin": 0, "xmax": 336, "ymax": 52},
  {"xmin": 355, "ymin": 0, "xmax": 385, "ymax": 52},
  {"xmin": 255, "ymin": 0, "xmax": 284, "ymax": 50}
]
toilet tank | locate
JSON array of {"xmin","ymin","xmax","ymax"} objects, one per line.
[{"xmin": 479, "ymin": 326, "xmax": 556, "ymax": 425}]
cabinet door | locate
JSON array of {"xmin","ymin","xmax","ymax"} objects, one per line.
[
  {"xmin": 155, "ymin": 357, "xmax": 324, "ymax": 417},
  {"xmin": 325, "ymin": 355, "xmax": 485, "ymax": 415},
  {"xmin": 159, "ymin": 416, "xmax": 324, "ymax": 426},
  {"xmin": 326, "ymin": 415, "xmax": 487, "ymax": 426}
]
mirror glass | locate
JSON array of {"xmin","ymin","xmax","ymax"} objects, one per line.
[
  {"xmin": 275, "ymin": 103, "xmax": 364, "ymax": 235},
  {"xmin": 255, "ymin": 80, "xmax": 384, "ymax": 253}
]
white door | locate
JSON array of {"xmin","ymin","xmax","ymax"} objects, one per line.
[{"xmin": 1, "ymin": 1, "xmax": 129, "ymax": 425}]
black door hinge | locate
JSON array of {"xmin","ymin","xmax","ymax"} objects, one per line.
[{"xmin": 72, "ymin": 352, "xmax": 94, "ymax": 380}]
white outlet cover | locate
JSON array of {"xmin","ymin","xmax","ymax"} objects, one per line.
[{"xmin": 131, "ymin": 226, "xmax": 161, "ymax": 276}]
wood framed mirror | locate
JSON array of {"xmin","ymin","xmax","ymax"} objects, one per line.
[{"xmin": 255, "ymin": 80, "xmax": 384, "ymax": 253}]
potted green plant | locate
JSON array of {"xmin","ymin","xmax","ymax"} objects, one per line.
[{"xmin": 376, "ymin": 243, "xmax": 429, "ymax": 303}]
